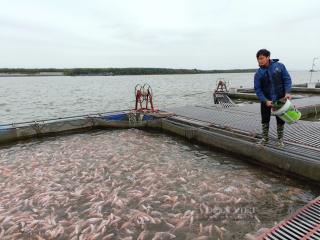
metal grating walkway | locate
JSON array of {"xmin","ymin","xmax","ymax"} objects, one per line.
[
  {"xmin": 213, "ymin": 92, "xmax": 236, "ymax": 108},
  {"xmin": 166, "ymin": 96, "xmax": 320, "ymax": 152},
  {"xmin": 257, "ymin": 197, "xmax": 320, "ymax": 240}
]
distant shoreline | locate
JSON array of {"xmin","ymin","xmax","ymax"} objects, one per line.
[
  {"xmin": 0, "ymin": 74, "xmax": 64, "ymax": 77},
  {"xmin": 0, "ymin": 68, "xmax": 256, "ymax": 77}
]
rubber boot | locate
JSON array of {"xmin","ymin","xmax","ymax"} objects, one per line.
[
  {"xmin": 277, "ymin": 124, "xmax": 284, "ymax": 147},
  {"xmin": 259, "ymin": 123, "xmax": 269, "ymax": 145}
]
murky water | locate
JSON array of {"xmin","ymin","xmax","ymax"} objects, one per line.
[
  {"xmin": 0, "ymin": 71, "xmax": 319, "ymax": 123},
  {"xmin": 0, "ymin": 129, "xmax": 318, "ymax": 239},
  {"xmin": 303, "ymin": 115, "xmax": 320, "ymax": 122}
]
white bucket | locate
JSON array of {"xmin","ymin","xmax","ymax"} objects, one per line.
[{"xmin": 272, "ymin": 99, "xmax": 301, "ymax": 124}]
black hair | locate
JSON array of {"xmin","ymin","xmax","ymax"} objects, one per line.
[{"xmin": 256, "ymin": 49, "xmax": 270, "ymax": 58}]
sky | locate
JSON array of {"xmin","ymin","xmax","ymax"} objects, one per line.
[{"xmin": 0, "ymin": 0, "xmax": 319, "ymax": 70}]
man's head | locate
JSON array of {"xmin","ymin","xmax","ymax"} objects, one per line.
[{"xmin": 256, "ymin": 49, "xmax": 270, "ymax": 68}]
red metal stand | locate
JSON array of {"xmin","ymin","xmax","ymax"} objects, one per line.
[{"xmin": 134, "ymin": 84, "xmax": 155, "ymax": 112}]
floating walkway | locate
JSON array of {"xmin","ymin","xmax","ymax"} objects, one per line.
[
  {"xmin": 163, "ymin": 96, "xmax": 320, "ymax": 182},
  {"xmin": 0, "ymin": 110, "xmax": 165, "ymax": 145},
  {"xmin": 256, "ymin": 196, "xmax": 320, "ymax": 240}
]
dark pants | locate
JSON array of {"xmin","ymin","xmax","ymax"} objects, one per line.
[{"xmin": 260, "ymin": 102, "xmax": 285, "ymax": 125}]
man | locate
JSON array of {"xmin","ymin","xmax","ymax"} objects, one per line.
[{"xmin": 254, "ymin": 49, "xmax": 292, "ymax": 147}]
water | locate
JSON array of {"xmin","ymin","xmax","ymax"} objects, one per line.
[
  {"xmin": 0, "ymin": 72, "xmax": 319, "ymax": 239},
  {"xmin": 0, "ymin": 129, "xmax": 318, "ymax": 239},
  {"xmin": 0, "ymin": 71, "xmax": 319, "ymax": 123},
  {"xmin": 304, "ymin": 115, "xmax": 320, "ymax": 122}
]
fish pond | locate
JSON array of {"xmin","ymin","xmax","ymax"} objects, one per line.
[{"xmin": 0, "ymin": 129, "xmax": 319, "ymax": 239}]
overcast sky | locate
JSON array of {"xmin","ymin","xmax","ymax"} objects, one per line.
[{"xmin": 0, "ymin": 0, "xmax": 319, "ymax": 70}]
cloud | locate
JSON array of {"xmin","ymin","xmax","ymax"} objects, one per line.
[{"xmin": 0, "ymin": 0, "xmax": 319, "ymax": 69}]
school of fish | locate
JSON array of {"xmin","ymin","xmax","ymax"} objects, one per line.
[{"xmin": 0, "ymin": 129, "xmax": 318, "ymax": 239}]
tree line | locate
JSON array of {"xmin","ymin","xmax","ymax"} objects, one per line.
[{"xmin": 0, "ymin": 68, "xmax": 256, "ymax": 76}]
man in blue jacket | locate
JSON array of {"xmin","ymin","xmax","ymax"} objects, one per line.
[{"xmin": 254, "ymin": 49, "xmax": 292, "ymax": 147}]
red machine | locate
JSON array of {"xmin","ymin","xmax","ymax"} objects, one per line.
[{"xmin": 134, "ymin": 83, "xmax": 155, "ymax": 112}]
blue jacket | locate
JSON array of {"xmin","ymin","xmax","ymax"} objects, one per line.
[{"xmin": 254, "ymin": 59, "xmax": 292, "ymax": 102}]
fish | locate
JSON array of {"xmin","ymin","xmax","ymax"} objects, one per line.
[
  {"xmin": 0, "ymin": 129, "xmax": 313, "ymax": 239},
  {"xmin": 152, "ymin": 232, "xmax": 176, "ymax": 240}
]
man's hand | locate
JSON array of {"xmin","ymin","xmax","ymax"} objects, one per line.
[
  {"xmin": 266, "ymin": 100, "xmax": 273, "ymax": 107},
  {"xmin": 285, "ymin": 93, "xmax": 292, "ymax": 100}
]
